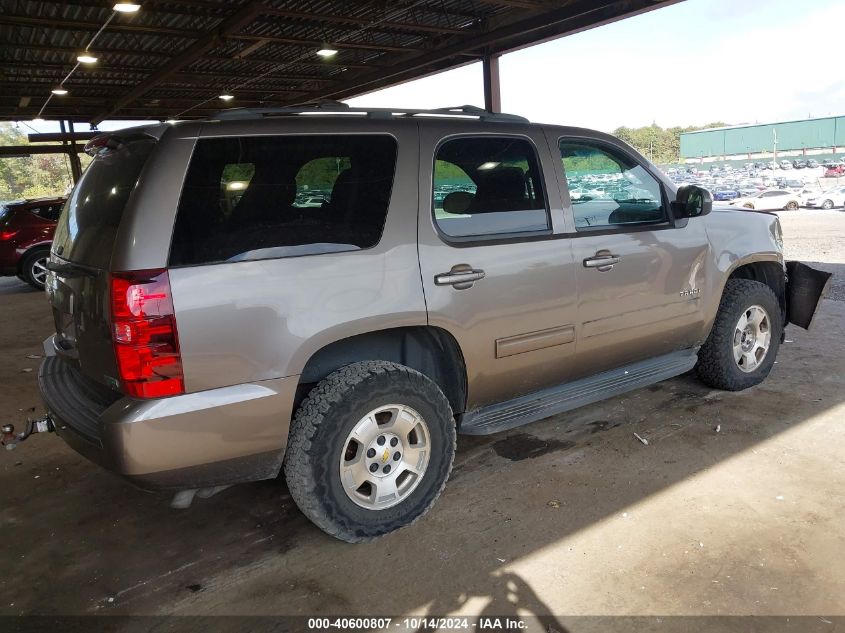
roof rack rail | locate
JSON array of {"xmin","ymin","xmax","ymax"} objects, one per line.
[{"xmin": 210, "ymin": 103, "xmax": 528, "ymax": 123}]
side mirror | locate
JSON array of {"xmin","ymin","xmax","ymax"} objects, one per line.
[{"xmin": 672, "ymin": 184, "xmax": 712, "ymax": 219}]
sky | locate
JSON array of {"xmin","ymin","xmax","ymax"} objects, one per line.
[
  {"xmin": 348, "ymin": 0, "xmax": 845, "ymax": 132},
  {"xmin": 13, "ymin": 0, "xmax": 845, "ymax": 135}
]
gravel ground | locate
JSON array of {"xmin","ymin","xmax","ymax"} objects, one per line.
[{"xmin": 776, "ymin": 208, "xmax": 845, "ymax": 301}]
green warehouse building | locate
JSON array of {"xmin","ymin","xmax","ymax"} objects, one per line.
[{"xmin": 680, "ymin": 115, "xmax": 845, "ymax": 163}]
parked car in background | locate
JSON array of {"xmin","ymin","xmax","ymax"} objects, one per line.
[
  {"xmin": 737, "ymin": 183, "xmax": 762, "ymax": 197},
  {"xmin": 792, "ymin": 159, "xmax": 807, "ymax": 169},
  {"xmin": 806, "ymin": 159, "xmax": 820, "ymax": 169},
  {"xmin": 824, "ymin": 164, "xmax": 845, "ymax": 177},
  {"xmin": 296, "ymin": 196, "xmax": 329, "ymax": 208},
  {"xmin": 0, "ymin": 197, "xmax": 65, "ymax": 289},
  {"xmin": 778, "ymin": 179, "xmax": 806, "ymax": 192},
  {"xmin": 804, "ymin": 187, "xmax": 845, "ymax": 209},
  {"xmin": 779, "ymin": 160, "xmax": 793, "ymax": 170},
  {"xmin": 712, "ymin": 187, "xmax": 739, "ymax": 201},
  {"xmin": 729, "ymin": 189, "xmax": 801, "ymax": 211}
]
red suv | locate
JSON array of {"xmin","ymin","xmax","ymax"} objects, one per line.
[{"xmin": 0, "ymin": 197, "xmax": 65, "ymax": 289}]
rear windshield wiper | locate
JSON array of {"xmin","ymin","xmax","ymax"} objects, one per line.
[{"xmin": 45, "ymin": 261, "xmax": 98, "ymax": 278}]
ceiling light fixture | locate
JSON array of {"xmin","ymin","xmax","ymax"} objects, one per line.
[
  {"xmin": 316, "ymin": 47, "xmax": 338, "ymax": 58},
  {"xmin": 113, "ymin": 3, "xmax": 141, "ymax": 12},
  {"xmin": 51, "ymin": 87, "xmax": 68, "ymax": 95},
  {"xmin": 219, "ymin": 94, "xmax": 234, "ymax": 101},
  {"xmin": 77, "ymin": 53, "xmax": 98, "ymax": 64}
]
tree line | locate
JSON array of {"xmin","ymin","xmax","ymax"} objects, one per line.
[
  {"xmin": 0, "ymin": 123, "xmax": 91, "ymax": 200},
  {"xmin": 613, "ymin": 122, "xmax": 727, "ymax": 165}
]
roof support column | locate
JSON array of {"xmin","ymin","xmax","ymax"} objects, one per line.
[
  {"xmin": 60, "ymin": 120, "xmax": 82, "ymax": 184},
  {"xmin": 482, "ymin": 50, "xmax": 501, "ymax": 113}
]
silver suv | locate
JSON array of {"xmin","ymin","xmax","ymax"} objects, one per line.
[{"xmin": 37, "ymin": 105, "xmax": 827, "ymax": 542}]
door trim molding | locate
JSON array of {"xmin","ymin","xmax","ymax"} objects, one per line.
[{"xmin": 495, "ymin": 324, "xmax": 575, "ymax": 358}]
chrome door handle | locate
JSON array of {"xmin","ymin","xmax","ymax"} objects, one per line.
[
  {"xmin": 435, "ymin": 265, "xmax": 486, "ymax": 289},
  {"xmin": 583, "ymin": 253, "xmax": 621, "ymax": 272}
]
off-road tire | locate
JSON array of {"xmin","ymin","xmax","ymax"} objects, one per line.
[
  {"xmin": 696, "ymin": 279, "xmax": 782, "ymax": 391},
  {"xmin": 284, "ymin": 361, "xmax": 456, "ymax": 543},
  {"xmin": 20, "ymin": 248, "xmax": 50, "ymax": 290}
]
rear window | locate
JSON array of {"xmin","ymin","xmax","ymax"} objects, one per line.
[
  {"xmin": 169, "ymin": 135, "xmax": 397, "ymax": 266},
  {"xmin": 30, "ymin": 203, "xmax": 64, "ymax": 221},
  {"xmin": 52, "ymin": 135, "xmax": 156, "ymax": 268}
]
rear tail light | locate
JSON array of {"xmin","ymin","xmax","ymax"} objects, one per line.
[
  {"xmin": 0, "ymin": 229, "xmax": 19, "ymax": 240},
  {"xmin": 109, "ymin": 269, "xmax": 184, "ymax": 398}
]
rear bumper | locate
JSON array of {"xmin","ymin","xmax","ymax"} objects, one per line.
[
  {"xmin": 38, "ymin": 351, "xmax": 299, "ymax": 490},
  {"xmin": 0, "ymin": 242, "xmax": 19, "ymax": 273}
]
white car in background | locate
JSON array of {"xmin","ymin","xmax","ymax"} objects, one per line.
[
  {"xmin": 728, "ymin": 189, "xmax": 802, "ymax": 211},
  {"xmin": 804, "ymin": 187, "xmax": 845, "ymax": 209}
]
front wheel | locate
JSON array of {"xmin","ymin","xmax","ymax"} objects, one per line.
[
  {"xmin": 821, "ymin": 199, "xmax": 834, "ymax": 210},
  {"xmin": 696, "ymin": 279, "xmax": 782, "ymax": 391},
  {"xmin": 284, "ymin": 361, "xmax": 456, "ymax": 543},
  {"xmin": 785, "ymin": 201, "xmax": 799, "ymax": 210}
]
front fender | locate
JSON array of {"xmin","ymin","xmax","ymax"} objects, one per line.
[
  {"xmin": 785, "ymin": 261, "xmax": 832, "ymax": 329},
  {"xmin": 702, "ymin": 208, "xmax": 785, "ymax": 330}
]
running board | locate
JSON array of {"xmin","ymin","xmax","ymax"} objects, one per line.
[{"xmin": 459, "ymin": 349, "xmax": 699, "ymax": 436}]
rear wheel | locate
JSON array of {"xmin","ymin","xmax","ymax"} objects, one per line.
[
  {"xmin": 284, "ymin": 361, "xmax": 455, "ymax": 543},
  {"xmin": 696, "ymin": 279, "xmax": 782, "ymax": 391},
  {"xmin": 785, "ymin": 201, "xmax": 799, "ymax": 210},
  {"xmin": 20, "ymin": 249, "xmax": 49, "ymax": 290}
]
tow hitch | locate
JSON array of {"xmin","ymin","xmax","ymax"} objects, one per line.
[{"xmin": 2, "ymin": 415, "xmax": 55, "ymax": 450}]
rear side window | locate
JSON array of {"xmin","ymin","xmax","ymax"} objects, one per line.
[
  {"xmin": 432, "ymin": 137, "xmax": 548, "ymax": 239},
  {"xmin": 52, "ymin": 135, "xmax": 156, "ymax": 268},
  {"xmin": 169, "ymin": 135, "xmax": 397, "ymax": 266},
  {"xmin": 31, "ymin": 204, "xmax": 63, "ymax": 221}
]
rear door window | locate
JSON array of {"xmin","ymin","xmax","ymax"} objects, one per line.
[
  {"xmin": 169, "ymin": 135, "xmax": 397, "ymax": 266},
  {"xmin": 432, "ymin": 137, "xmax": 549, "ymax": 239}
]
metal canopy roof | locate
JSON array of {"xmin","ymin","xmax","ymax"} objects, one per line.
[{"xmin": 1, "ymin": 0, "xmax": 681, "ymax": 124}]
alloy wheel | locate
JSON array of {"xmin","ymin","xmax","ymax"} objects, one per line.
[
  {"xmin": 339, "ymin": 404, "xmax": 430, "ymax": 510},
  {"xmin": 31, "ymin": 257, "xmax": 48, "ymax": 287},
  {"xmin": 732, "ymin": 305, "xmax": 771, "ymax": 373}
]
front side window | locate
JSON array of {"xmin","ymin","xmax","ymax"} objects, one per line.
[
  {"xmin": 170, "ymin": 135, "xmax": 397, "ymax": 266},
  {"xmin": 432, "ymin": 137, "xmax": 549, "ymax": 238},
  {"xmin": 559, "ymin": 140, "xmax": 667, "ymax": 230}
]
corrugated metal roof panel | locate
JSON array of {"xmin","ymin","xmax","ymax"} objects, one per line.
[{"xmin": 0, "ymin": 0, "xmax": 683, "ymax": 122}]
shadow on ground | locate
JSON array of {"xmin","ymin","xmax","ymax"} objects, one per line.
[{"xmin": 0, "ymin": 276, "xmax": 843, "ymax": 626}]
